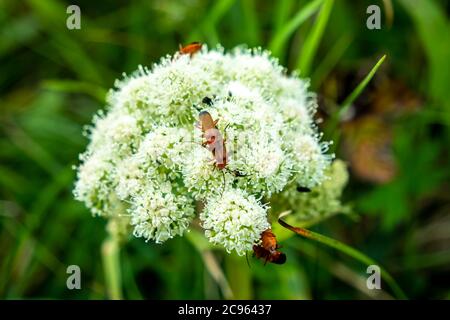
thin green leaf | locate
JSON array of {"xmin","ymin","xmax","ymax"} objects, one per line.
[
  {"xmin": 399, "ymin": 0, "xmax": 450, "ymax": 110},
  {"xmin": 291, "ymin": 240, "xmax": 394, "ymax": 299},
  {"xmin": 3, "ymin": 124, "xmax": 62, "ymax": 176},
  {"xmin": 26, "ymin": 0, "xmax": 106, "ymax": 84},
  {"xmin": 327, "ymin": 54, "xmax": 386, "ymax": 150},
  {"xmin": 339, "ymin": 54, "xmax": 386, "ymax": 117},
  {"xmin": 311, "ymin": 34, "xmax": 353, "ymax": 88},
  {"xmin": 272, "ymin": 0, "xmax": 294, "ymax": 34},
  {"xmin": 188, "ymin": 0, "xmax": 236, "ymax": 45},
  {"xmin": 240, "ymin": 0, "xmax": 261, "ymax": 46},
  {"xmin": 186, "ymin": 230, "xmax": 233, "ymax": 299},
  {"xmin": 42, "ymin": 79, "xmax": 107, "ymax": 103},
  {"xmin": 296, "ymin": 0, "xmax": 334, "ymax": 76},
  {"xmin": 278, "ymin": 215, "xmax": 407, "ymax": 299},
  {"xmin": 269, "ymin": 0, "xmax": 324, "ymax": 58},
  {"xmin": 225, "ymin": 253, "xmax": 252, "ymax": 299}
]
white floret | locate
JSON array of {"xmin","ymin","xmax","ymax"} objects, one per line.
[
  {"xmin": 74, "ymin": 45, "xmax": 336, "ymax": 249},
  {"xmin": 200, "ymin": 189, "xmax": 270, "ymax": 256}
]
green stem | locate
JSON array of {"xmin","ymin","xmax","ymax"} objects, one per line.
[
  {"xmin": 101, "ymin": 237, "xmax": 123, "ymax": 300},
  {"xmin": 224, "ymin": 253, "xmax": 252, "ymax": 299},
  {"xmin": 278, "ymin": 218, "xmax": 407, "ymax": 299},
  {"xmin": 186, "ymin": 230, "xmax": 234, "ymax": 299}
]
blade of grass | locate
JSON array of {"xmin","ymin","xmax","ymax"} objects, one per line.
[
  {"xmin": 26, "ymin": 0, "xmax": 105, "ymax": 84},
  {"xmin": 278, "ymin": 214, "xmax": 407, "ymax": 299},
  {"xmin": 271, "ymin": 0, "xmax": 294, "ymax": 63},
  {"xmin": 340, "ymin": 54, "xmax": 386, "ymax": 116},
  {"xmin": 9, "ymin": 166, "xmax": 74, "ymax": 294},
  {"xmin": 311, "ymin": 34, "xmax": 353, "ymax": 89},
  {"xmin": 269, "ymin": 0, "xmax": 324, "ymax": 58},
  {"xmin": 122, "ymin": 251, "xmax": 143, "ymax": 299},
  {"xmin": 290, "ymin": 239, "xmax": 394, "ymax": 299},
  {"xmin": 272, "ymin": 0, "xmax": 294, "ymax": 34},
  {"xmin": 420, "ymin": 110, "xmax": 450, "ymax": 126},
  {"xmin": 188, "ymin": 0, "xmax": 236, "ymax": 45},
  {"xmin": 240, "ymin": 0, "xmax": 261, "ymax": 46},
  {"xmin": 296, "ymin": 0, "xmax": 334, "ymax": 76},
  {"xmin": 28, "ymin": 166, "xmax": 74, "ymax": 231},
  {"xmin": 0, "ymin": 166, "xmax": 29, "ymax": 195},
  {"xmin": 2, "ymin": 220, "xmax": 65, "ymax": 296},
  {"xmin": 204, "ymin": 0, "xmax": 237, "ymax": 28},
  {"xmin": 399, "ymin": 0, "xmax": 450, "ymax": 110},
  {"xmin": 0, "ymin": 15, "xmax": 39, "ymax": 57},
  {"xmin": 202, "ymin": 251, "xmax": 234, "ymax": 299},
  {"xmin": 328, "ymin": 54, "xmax": 386, "ymax": 148},
  {"xmin": 382, "ymin": 0, "xmax": 394, "ymax": 28},
  {"xmin": 225, "ymin": 253, "xmax": 252, "ymax": 299},
  {"xmin": 42, "ymin": 79, "xmax": 107, "ymax": 103},
  {"xmin": 396, "ymin": 250, "xmax": 450, "ymax": 271},
  {"xmin": 186, "ymin": 229, "xmax": 233, "ymax": 299},
  {"xmin": 3, "ymin": 123, "xmax": 62, "ymax": 176}
]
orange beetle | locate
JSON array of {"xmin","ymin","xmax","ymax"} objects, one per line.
[
  {"xmin": 253, "ymin": 229, "xmax": 286, "ymax": 265},
  {"xmin": 197, "ymin": 110, "xmax": 228, "ymax": 169},
  {"xmin": 179, "ymin": 42, "xmax": 203, "ymax": 56}
]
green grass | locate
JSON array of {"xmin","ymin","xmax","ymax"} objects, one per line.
[
  {"xmin": 269, "ymin": 0, "xmax": 324, "ymax": 58},
  {"xmin": 296, "ymin": 0, "xmax": 334, "ymax": 76}
]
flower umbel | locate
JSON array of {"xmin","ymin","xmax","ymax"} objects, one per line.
[{"xmin": 74, "ymin": 45, "xmax": 343, "ymax": 255}]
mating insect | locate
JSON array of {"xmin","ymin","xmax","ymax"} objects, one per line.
[
  {"xmin": 196, "ymin": 102, "xmax": 228, "ymax": 169},
  {"xmin": 179, "ymin": 42, "xmax": 203, "ymax": 56},
  {"xmin": 253, "ymin": 229, "xmax": 286, "ymax": 265}
]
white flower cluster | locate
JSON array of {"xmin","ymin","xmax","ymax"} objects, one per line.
[
  {"xmin": 271, "ymin": 159, "xmax": 350, "ymax": 222},
  {"xmin": 201, "ymin": 190, "xmax": 270, "ymax": 256},
  {"xmin": 74, "ymin": 46, "xmax": 336, "ymax": 255}
]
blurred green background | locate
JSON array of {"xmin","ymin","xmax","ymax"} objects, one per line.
[{"xmin": 0, "ymin": 0, "xmax": 449, "ymax": 299}]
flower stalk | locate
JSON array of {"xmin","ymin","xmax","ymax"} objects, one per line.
[
  {"xmin": 101, "ymin": 235, "xmax": 123, "ymax": 300},
  {"xmin": 224, "ymin": 253, "xmax": 252, "ymax": 299}
]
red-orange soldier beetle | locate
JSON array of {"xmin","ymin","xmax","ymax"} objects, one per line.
[
  {"xmin": 179, "ymin": 42, "xmax": 203, "ymax": 57},
  {"xmin": 196, "ymin": 98, "xmax": 228, "ymax": 170},
  {"xmin": 253, "ymin": 229, "xmax": 286, "ymax": 265}
]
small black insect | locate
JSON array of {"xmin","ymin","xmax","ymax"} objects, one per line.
[
  {"xmin": 202, "ymin": 96, "xmax": 213, "ymax": 106},
  {"xmin": 297, "ymin": 186, "xmax": 311, "ymax": 193}
]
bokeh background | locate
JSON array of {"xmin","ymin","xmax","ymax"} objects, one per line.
[{"xmin": 0, "ymin": 0, "xmax": 449, "ymax": 299}]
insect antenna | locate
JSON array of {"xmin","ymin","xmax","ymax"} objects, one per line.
[
  {"xmin": 221, "ymin": 170, "xmax": 226, "ymax": 197},
  {"xmin": 192, "ymin": 104, "xmax": 202, "ymax": 112}
]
